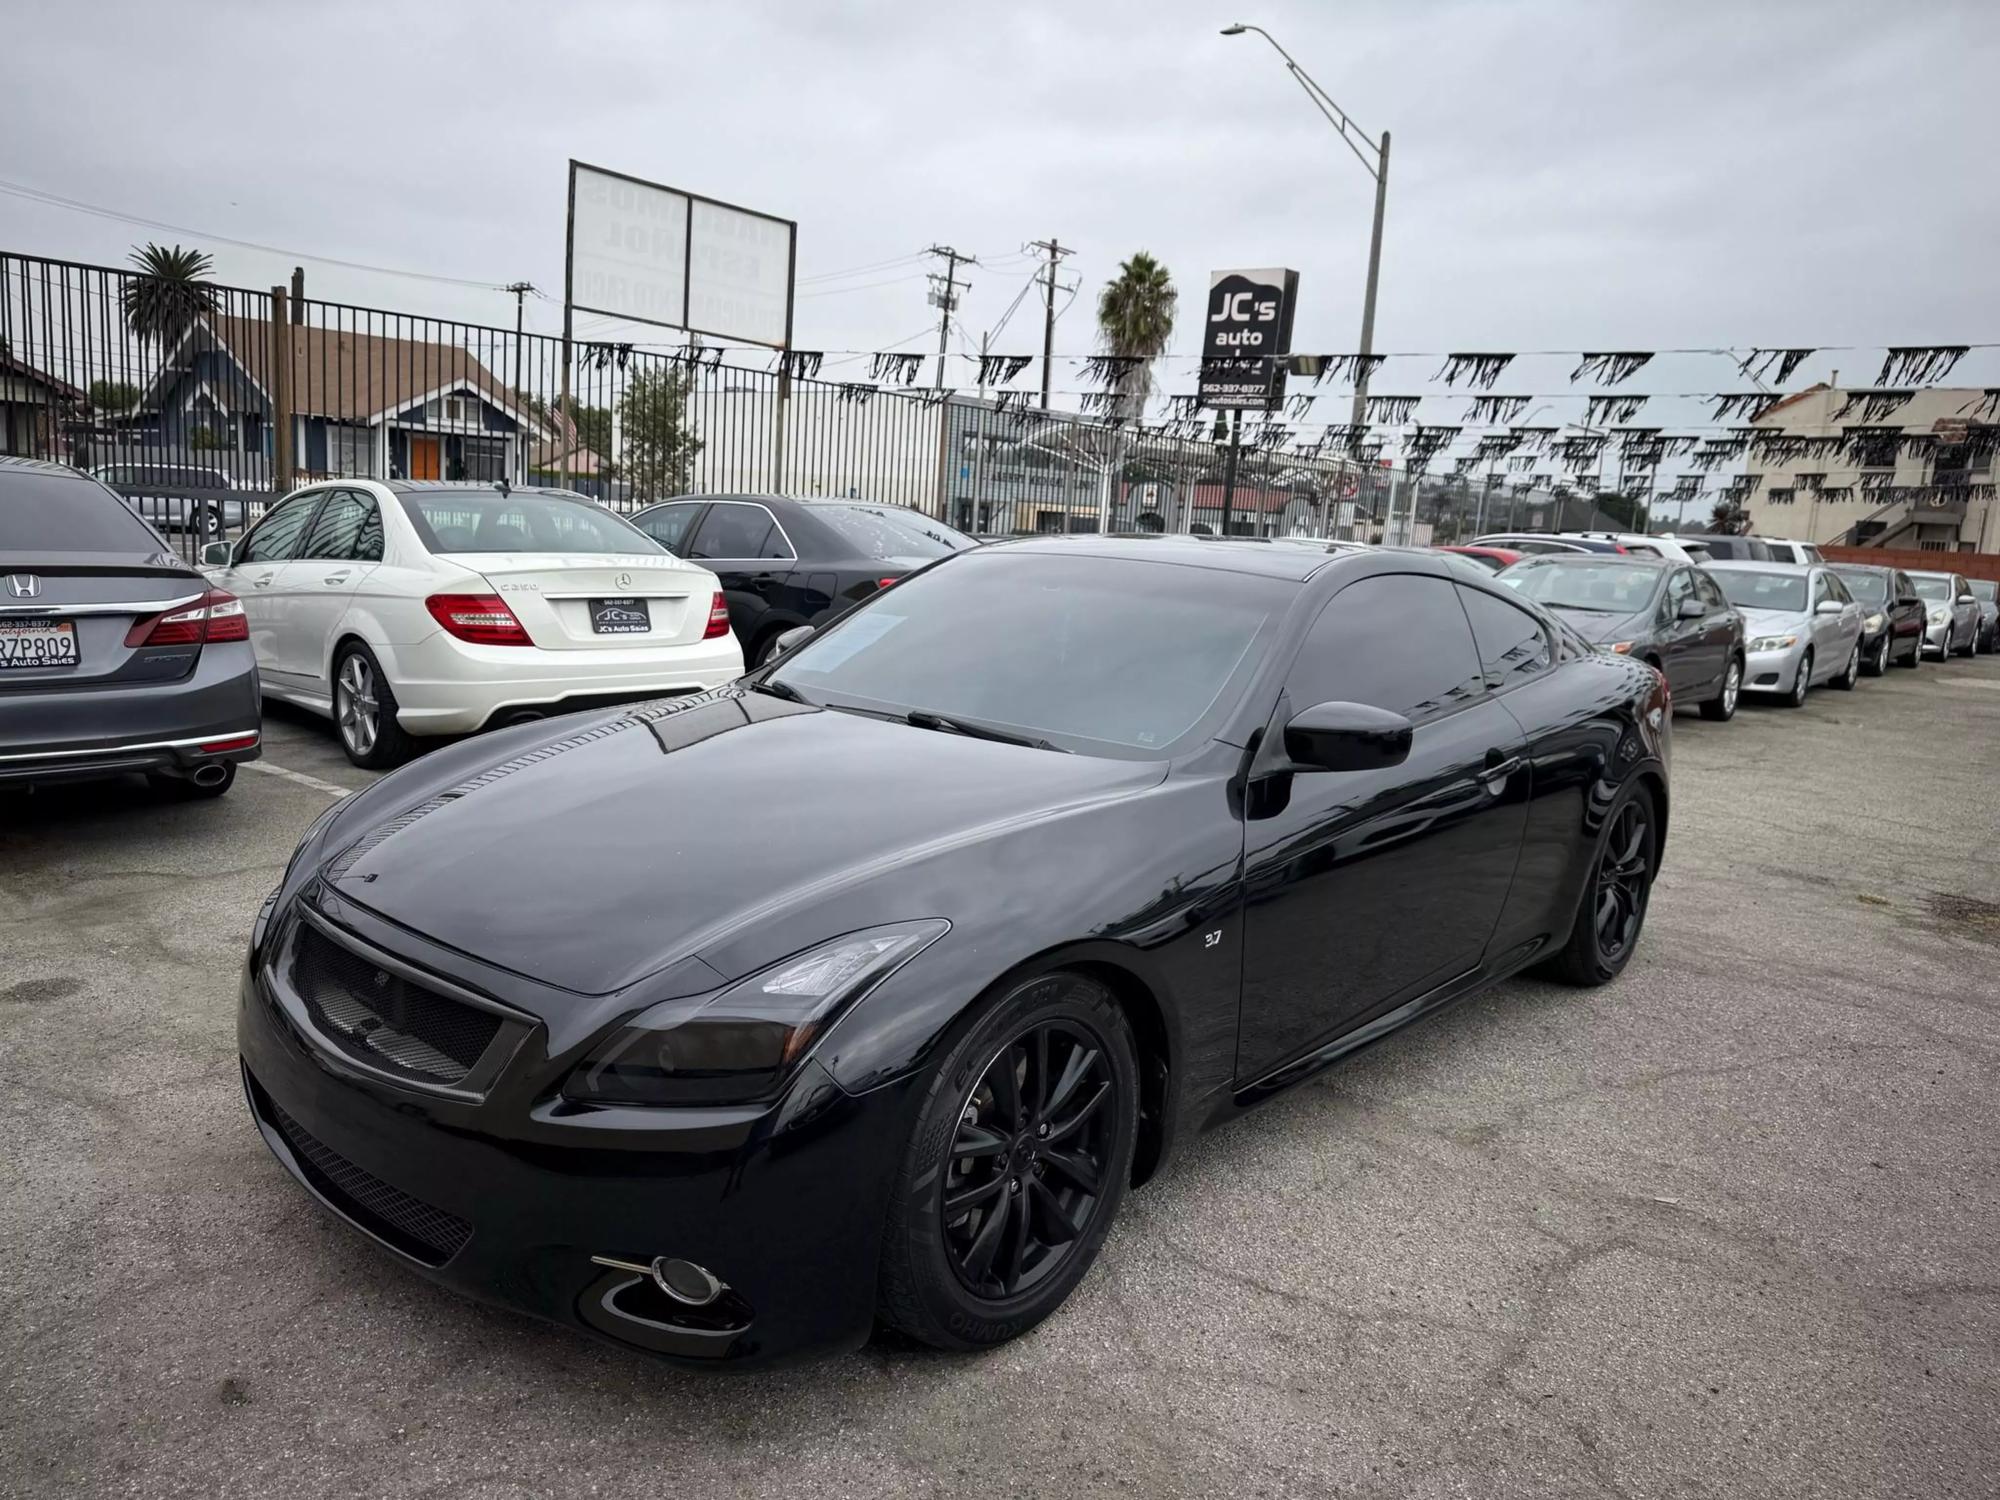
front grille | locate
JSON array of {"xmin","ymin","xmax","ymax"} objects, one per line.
[
  {"xmin": 251, "ymin": 1074, "xmax": 472, "ymax": 1266},
  {"xmin": 292, "ymin": 922, "xmax": 501, "ymax": 1087}
]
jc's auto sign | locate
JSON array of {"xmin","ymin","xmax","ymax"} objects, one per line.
[{"xmin": 1196, "ymin": 268, "xmax": 1300, "ymax": 411}]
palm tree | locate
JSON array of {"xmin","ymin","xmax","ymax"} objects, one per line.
[
  {"xmin": 121, "ymin": 243, "xmax": 218, "ymax": 348},
  {"xmin": 1095, "ymin": 252, "xmax": 1177, "ymax": 425}
]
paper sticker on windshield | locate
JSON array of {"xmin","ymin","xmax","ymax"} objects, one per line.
[{"xmin": 793, "ymin": 612, "xmax": 905, "ymax": 671}]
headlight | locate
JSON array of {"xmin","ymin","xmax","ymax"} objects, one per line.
[
  {"xmin": 1929, "ymin": 609, "xmax": 1948, "ymax": 625},
  {"xmin": 1749, "ymin": 634, "xmax": 1798, "ymax": 651},
  {"xmin": 563, "ymin": 920, "xmax": 949, "ymax": 1106},
  {"xmin": 1864, "ymin": 613, "xmax": 1885, "ymax": 632},
  {"xmin": 1605, "ymin": 641, "xmax": 1634, "ymax": 654}
]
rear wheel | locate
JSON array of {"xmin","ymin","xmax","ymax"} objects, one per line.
[
  {"xmin": 1699, "ymin": 657, "xmax": 1742, "ymax": 721},
  {"xmin": 333, "ymin": 643, "xmax": 416, "ymax": 770},
  {"xmin": 1832, "ymin": 640, "xmax": 1860, "ymax": 691},
  {"xmin": 1537, "ymin": 784, "xmax": 1657, "ymax": 986},
  {"xmin": 877, "ymin": 971, "xmax": 1138, "ymax": 1350}
]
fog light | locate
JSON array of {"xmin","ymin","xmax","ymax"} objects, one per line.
[{"xmin": 590, "ymin": 1253, "xmax": 728, "ymax": 1307}]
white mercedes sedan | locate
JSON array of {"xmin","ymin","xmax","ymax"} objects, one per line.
[{"xmin": 202, "ymin": 480, "xmax": 742, "ymax": 767}]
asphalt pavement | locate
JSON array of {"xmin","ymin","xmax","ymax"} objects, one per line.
[{"xmin": 4, "ymin": 657, "xmax": 1998, "ymax": 1499}]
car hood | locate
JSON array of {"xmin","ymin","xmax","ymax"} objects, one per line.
[
  {"xmin": 1738, "ymin": 606, "xmax": 1810, "ymax": 638},
  {"xmin": 319, "ymin": 691, "xmax": 1160, "ymax": 995}
]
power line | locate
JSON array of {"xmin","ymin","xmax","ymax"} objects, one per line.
[{"xmin": 0, "ymin": 176, "xmax": 520, "ymax": 292}]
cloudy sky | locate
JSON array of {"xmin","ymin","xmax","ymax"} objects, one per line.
[{"xmin": 4, "ymin": 0, "xmax": 1997, "ymax": 410}]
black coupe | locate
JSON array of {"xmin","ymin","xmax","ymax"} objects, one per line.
[{"xmin": 239, "ymin": 537, "xmax": 1670, "ymax": 1367}]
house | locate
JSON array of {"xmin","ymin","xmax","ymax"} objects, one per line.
[
  {"xmin": 0, "ymin": 348, "xmax": 82, "ymax": 457},
  {"xmin": 1740, "ymin": 383, "xmax": 1997, "ymax": 552},
  {"xmin": 128, "ymin": 314, "xmax": 546, "ymax": 487}
]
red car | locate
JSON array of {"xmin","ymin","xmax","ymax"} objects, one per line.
[{"xmin": 1435, "ymin": 545, "xmax": 1523, "ymax": 573}]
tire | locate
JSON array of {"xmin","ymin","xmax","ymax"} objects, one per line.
[
  {"xmin": 749, "ymin": 626, "xmax": 789, "ymax": 670},
  {"xmin": 1901, "ymin": 634, "xmax": 1923, "ymax": 668},
  {"xmin": 876, "ymin": 970, "xmax": 1139, "ymax": 1351},
  {"xmin": 1832, "ymin": 640, "xmax": 1860, "ymax": 691},
  {"xmin": 1953, "ymin": 623, "xmax": 1974, "ymax": 658},
  {"xmin": 1863, "ymin": 633, "xmax": 1890, "ymax": 678},
  {"xmin": 147, "ymin": 763, "xmax": 236, "ymax": 800},
  {"xmin": 1699, "ymin": 657, "xmax": 1742, "ymax": 722},
  {"xmin": 332, "ymin": 642, "xmax": 416, "ymax": 770},
  {"xmin": 1783, "ymin": 649, "xmax": 1812, "ymax": 707},
  {"xmin": 1536, "ymin": 782, "xmax": 1658, "ymax": 987}
]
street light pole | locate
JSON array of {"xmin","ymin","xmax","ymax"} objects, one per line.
[{"xmin": 1221, "ymin": 23, "xmax": 1389, "ymax": 437}]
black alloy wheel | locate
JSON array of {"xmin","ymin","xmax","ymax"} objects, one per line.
[
  {"xmin": 1865, "ymin": 633, "xmax": 1890, "ymax": 677},
  {"xmin": 877, "ymin": 971, "xmax": 1138, "ymax": 1350},
  {"xmin": 941, "ymin": 1020, "xmax": 1114, "ymax": 1300},
  {"xmin": 1537, "ymin": 784, "xmax": 1657, "ymax": 986},
  {"xmin": 1902, "ymin": 633, "xmax": 1923, "ymax": 668}
]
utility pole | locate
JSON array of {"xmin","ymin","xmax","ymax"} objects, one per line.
[
  {"xmin": 1220, "ymin": 410, "xmax": 1242, "ymax": 536},
  {"xmin": 1027, "ymin": 237, "xmax": 1072, "ymax": 410},
  {"xmin": 928, "ymin": 245, "xmax": 976, "ymax": 516},
  {"xmin": 505, "ymin": 282, "xmax": 534, "ymax": 484}
]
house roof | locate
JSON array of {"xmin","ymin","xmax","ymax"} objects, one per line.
[
  {"xmin": 160, "ymin": 314, "xmax": 539, "ymax": 431},
  {"xmin": 0, "ymin": 350, "xmax": 84, "ymax": 402},
  {"xmin": 1750, "ymin": 382, "xmax": 1830, "ymax": 425}
]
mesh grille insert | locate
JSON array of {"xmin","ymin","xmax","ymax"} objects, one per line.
[
  {"xmin": 254, "ymin": 1078, "xmax": 472, "ymax": 1266},
  {"xmin": 292, "ymin": 923, "xmax": 502, "ymax": 1087}
]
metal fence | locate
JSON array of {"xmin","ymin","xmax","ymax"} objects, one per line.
[{"xmin": 1, "ymin": 249, "xmax": 1625, "ymax": 561}]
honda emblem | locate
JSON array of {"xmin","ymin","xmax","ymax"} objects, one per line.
[{"xmin": 5, "ymin": 574, "xmax": 40, "ymax": 599}]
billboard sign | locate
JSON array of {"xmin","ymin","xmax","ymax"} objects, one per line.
[
  {"xmin": 567, "ymin": 161, "xmax": 796, "ymax": 348},
  {"xmin": 1197, "ymin": 267, "xmax": 1299, "ymax": 410}
]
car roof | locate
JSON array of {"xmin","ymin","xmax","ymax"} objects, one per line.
[
  {"xmin": 984, "ymin": 533, "xmax": 1354, "ymax": 581},
  {"xmin": 1702, "ymin": 558, "xmax": 1813, "ymax": 572},
  {"xmin": 0, "ymin": 455, "xmax": 94, "ymax": 481},
  {"xmin": 381, "ymin": 481, "xmax": 592, "ymax": 500},
  {"xmin": 1505, "ymin": 551, "xmax": 1671, "ymax": 569}
]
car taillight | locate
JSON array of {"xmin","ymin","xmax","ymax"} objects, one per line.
[
  {"xmin": 425, "ymin": 593, "xmax": 532, "ymax": 646},
  {"xmin": 125, "ymin": 588, "xmax": 248, "ymax": 647},
  {"xmin": 703, "ymin": 591, "xmax": 731, "ymax": 639}
]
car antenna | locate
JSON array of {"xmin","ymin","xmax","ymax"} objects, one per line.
[{"xmin": 493, "ymin": 478, "xmax": 511, "ymax": 498}]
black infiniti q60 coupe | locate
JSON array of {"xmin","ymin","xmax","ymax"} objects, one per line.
[{"xmin": 240, "ymin": 536, "xmax": 1670, "ymax": 1367}]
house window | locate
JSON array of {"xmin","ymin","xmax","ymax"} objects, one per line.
[
  {"xmin": 1853, "ymin": 433, "xmax": 1899, "ymax": 469},
  {"xmin": 460, "ymin": 435, "xmax": 505, "ymax": 481},
  {"xmin": 329, "ymin": 425, "xmax": 374, "ymax": 477},
  {"xmin": 1768, "ymin": 487, "xmax": 1795, "ymax": 506}
]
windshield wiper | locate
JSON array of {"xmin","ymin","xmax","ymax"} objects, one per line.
[
  {"xmin": 905, "ymin": 709, "xmax": 1069, "ymax": 753},
  {"xmin": 750, "ymin": 677, "xmax": 814, "ymax": 705}
]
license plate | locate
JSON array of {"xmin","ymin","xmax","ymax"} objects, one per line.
[
  {"xmin": 589, "ymin": 598, "xmax": 651, "ymax": 636},
  {"xmin": 0, "ymin": 617, "xmax": 79, "ymax": 669}
]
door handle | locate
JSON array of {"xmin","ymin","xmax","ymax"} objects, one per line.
[
  {"xmin": 1481, "ymin": 750, "xmax": 1521, "ymax": 791},
  {"xmin": 251, "ymin": 577, "xmax": 273, "ymax": 588},
  {"xmin": 322, "ymin": 573, "xmax": 349, "ymax": 585},
  {"xmin": 749, "ymin": 573, "xmax": 778, "ymax": 589}
]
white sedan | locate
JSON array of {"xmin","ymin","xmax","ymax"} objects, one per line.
[{"xmin": 202, "ymin": 480, "xmax": 743, "ymax": 767}]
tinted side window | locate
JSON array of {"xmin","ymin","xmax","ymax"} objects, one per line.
[
  {"xmin": 1693, "ymin": 571, "xmax": 1728, "ymax": 609},
  {"xmin": 1826, "ymin": 573, "xmax": 1853, "ymax": 604},
  {"xmin": 638, "ymin": 502, "xmax": 703, "ymax": 554},
  {"xmin": 1810, "ymin": 572, "xmax": 1834, "ymax": 607},
  {"xmin": 240, "ymin": 492, "xmax": 322, "ymax": 563},
  {"xmin": 688, "ymin": 502, "xmax": 777, "ymax": 560},
  {"xmin": 1661, "ymin": 569, "xmax": 1697, "ymax": 619},
  {"xmin": 1285, "ymin": 575, "xmax": 1485, "ymax": 724},
  {"xmin": 1458, "ymin": 584, "xmax": 1553, "ymax": 687},
  {"xmin": 300, "ymin": 490, "xmax": 379, "ymax": 561}
]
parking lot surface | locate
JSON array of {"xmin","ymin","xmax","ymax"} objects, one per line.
[{"xmin": 5, "ymin": 661, "xmax": 1998, "ymax": 1500}]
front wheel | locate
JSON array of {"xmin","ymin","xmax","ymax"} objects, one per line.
[
  {"xmin": 1784, "ymin": 649, "xmax": 1813, "ymax": 707},
  {"xmin": 1699, "ymin": 658, "xmax": 1742, "ymax": 722},
  {"xmin": 1953, "ymin": 624, "xmax": 1974, "ymax": 658},
  {"xmin": 1901, "ymin": 634, "xmax": 1923, "ymax": 668},
  {"xmin": 1536, "ymin": 784, "xmax": 1657, "ymax": 986},
  {"xmin": 1863, "ymin": 634, "xmax": 1891, "ymax": 678},
  {"xmin": 333, "ymin": 643, "xmax": 416, "ymax": 769},
  {"xmin": 876, "ymin": 971, "xmax": 1139, "ymax": 1351}
]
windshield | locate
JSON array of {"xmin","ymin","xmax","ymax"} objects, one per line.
[
  {"xmin": 771, "ymin": 551, "xmax": 1289, "ymax": 757},
  {"xmin": 1497, "ymin": 559, "xmax": 1660, "ymax": 613},
  {"xmin": 396, "ymin": 490, "xmax": 664, "ymax": 555},
  {"xmin": 1970, "ymin": 580, "xmax": 1997, "ymax": 603},
  {"xmin": 811, "ymin": 503, "xmax": 974, "ymax": 560},
  {"xmin": 1713, "ymin": 570, "xmax": 1808, "ymax": 612},
  {"xmin": 1910, "ymin": 575, "xmax": 1953, "ymax": 602},
  {"xmin": 1836, "ymin": 571, "xmax": 1888, "ymax": 604}
]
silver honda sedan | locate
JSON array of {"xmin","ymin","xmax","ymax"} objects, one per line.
[{"xmin": 1704, "ymin": 560, "xmax": 1866, "ymax": 706}]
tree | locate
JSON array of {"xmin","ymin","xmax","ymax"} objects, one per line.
[
  {"xmin": 1095, "ymin": 252, "xmax": 1177, "ymax": 424},
  {"xmin": 619, "ymin": 367, "xmax": 703, "ymax": 498},
  {"xmin": 1708, "ymin": 497, "xmax": 1750, "ymax": 534},
  {"xmin": 520, "ymin": 392, "xmax": 612, "ymax": 467},
  {"xmin": 121, "ymin": 243, "xmax": 217, "ymax": 348},
  {"xmin": 89, "ymin": 379, "xmax": 140, "ymax": 413}
]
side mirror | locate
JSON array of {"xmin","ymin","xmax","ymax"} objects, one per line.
[
  {"xmin": 771, "ymin": 625, "xmax": 814, "ymax": 659},
  {"xmin": 1958, "ymin": 592, "xmax": 1976, "ymax": 604},
  {"xmin": 199, "ymin": 540, "xmax": 233, "ymax": 567},
  {"xmin": 1677, "ymin": 595, "xmax": 1705, "ymax": 620},
  {"xmin": 1814, "ymin": 598, "xmax": 1844, "ymax": 615},
  {"xmin": 1283, "ymin": 700, "xmax": 1413, "ymax": 773}
]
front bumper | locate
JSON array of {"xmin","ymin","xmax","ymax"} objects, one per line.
[
  {"xmin": 1744, "ymin": 643, "xmax": 1805, "ymax": 694},
  {"xmin": 1924, "ymin": 619, "xmax": 1952, "ymax": 653},
  {"xmin": 0, "ymin": 641, "xmax": 262, "ymax": 784},
  {"xmin": 236, "ymin": 903, "xmax": 914, "ymax": 1368},
  {"xmin": 383, "ymin": 631, "xmax": 746, "ymax": 735}
]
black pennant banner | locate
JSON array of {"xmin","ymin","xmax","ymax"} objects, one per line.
[
  {"xmin": 1081, "ymin": 354, "xmax": 1142, "ymax": 387},
  {"xmin": 866, "ymin": 352, "xmax": 920, "ymax": 385},
  {"xmin": 1832, "ymin": 389, "xmax": 1914, "ymax": 423},
  {"xmin": 1510, "ymin": 425, "xmax": 1558, "ymax": 453},
  {"xmin": 1571, "ymin": 352, "xmax": 1654, "ymax": 385},
  {"xmin": 978, "ymin": 353, "xmax": 1034, "ymax": 387},
  {"xmin": 1586, "ymin": 395, "xmax": 1648, "ymax": 426},
  {"xmin": 915, "ymin": 388, "xmax": 953, "ymax": 410},
  {"xmin": 1466, "ymin": 394, "xmax": 1531, "ymax": 425},
  {"xmin": 1740, "ymin": 348, "xmax": 1815, "ymax": 385},
  {"xmin": 1877, "ymin": 346, "xmax": 1968, "ymax": 386},
  {"xmin": 784, "ymin": 350, "xmax": 826, "ymax": 380},
  {"xmin": 1365, "ymin": 394, "xmax": 1421, "ymax": 425},
  {"xmin": 1710, "ymin": 392, "xmax": 1784, "ymax": 422},
  {"xmin": 1293, "ymin": 353, "xmax": 1387, "ymax": 387},
  {"xmin": 1436, "ymin": 353, "xmax": 1516, "ymax": 389},
  {"xmin": 835, "ymin": 383, "xmax": 877, "ymax": 405}
]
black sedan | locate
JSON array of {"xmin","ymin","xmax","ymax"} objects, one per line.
[
  {"xmin": 239, "ymin": 538, "xmax": 1670, "ymax": 1367},
  {"xmin": 0, "ymin": 458, "xmax": 261, "ymax": 796},
  {"xmin": 628, "ymin": 494, "xmax": 976, "ymax": 666},
  {"xmin": 1497, "ymin": 553, "xmax": 1746, "ymax": 721},
  {"xmin": 1829, "ymin": 563, "xmax": 1927, "ymax": 673}
]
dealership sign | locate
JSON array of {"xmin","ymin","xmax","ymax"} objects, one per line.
[{"xmin": 1197, "ymin": 268, "xmax": 1299, "ymax": 410}]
